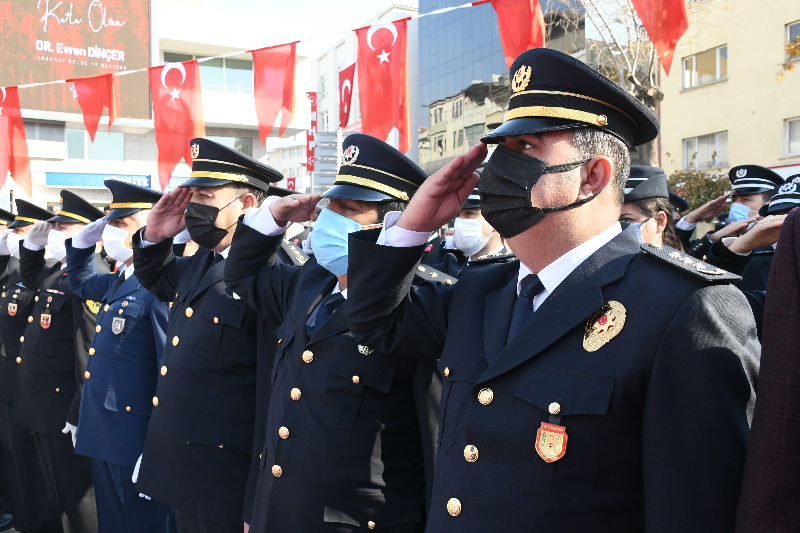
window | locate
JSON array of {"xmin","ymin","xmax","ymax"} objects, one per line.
[
  {"xmin": 163, "ymin": 53, "xmax": 253, "ymax": 94},
  {"xmin": 682, "ymin": 45, "xmax": 727, "ymax": 89},
  {"xmin": 683, "ymin": 131, "xmax": 728, "ymax": 170},
  {"xmin": 319, "ymin": 76, "xmax": 328, "ymax": 99},
  {"xmin": 66, "ymin": 130, "xmax": 125, "ymax": 161},
  {"xmin": 452, "ymin": 100, "xmax": 463, "ymax": 118},
  {"xmin": 320, "ymin": 111, "xmax": 329, "ymax": 131},
  {"xmin": 787, "ymin": 118, "xmax": 800, "ymax": 155},
  {"xmin": 788, "ymin": 21, "xmax": 800, "ymax": 60},
  {"xmin": 206, "ymin": 136, "xmax": 252, "ymax": 157}
]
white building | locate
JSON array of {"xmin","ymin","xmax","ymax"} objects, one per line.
[{"xmin": 265, "ymin": 133, "xmax": 312, "ymax": 193}]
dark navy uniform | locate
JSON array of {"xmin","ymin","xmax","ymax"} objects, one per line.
[
  {"xmin": 346, "ymin": 49, "xmax": 759, "ymax": 532},
  {"xmin": 65, "ymin": 180, "xmax": 175, "ymax": 533},
  {"xmin": 132, "ymin": 139, "xmax": 284, "ymax": 531},
  {"xmin": 13, "ymin": 192, "xmax": 108, "ymax": 533},
  {"xmin": 225, "ymin": 134, "xmax": 438, "ymax": 533}
]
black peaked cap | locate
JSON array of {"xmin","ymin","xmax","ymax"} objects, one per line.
[
  {"xmin": 323, "ymin": 134, "xmax": 428, "ymax": 202},
  {"xmin": 482, "ymin": 48, "xmax": 659, "ymax": 147},
  {"xmin": 105, "ymin": 179, "xmax": 165, "ymax": 221},
  {"xmin": 48, "ymin": 190, "xmax": 105, "ymax": 224},
  {"xmin": 728, "ymin": 165, "xmax": 784, "ymax": 196},
  {"xmin": 8, "ymin": 200, "xmax": 54, "ymax": 228},
  {"xmin": 181, "ymin": 138, "xmax": 283, "ymax": 193}
]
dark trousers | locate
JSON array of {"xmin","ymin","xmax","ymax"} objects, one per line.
[
  {"xmin": 34, "ymin": 432, "xmax": 97, "ymax": 533},
  {"xmin": 175, "ymin": 509, "xmax": 240, "ymax": 533},
  {"xmin": 92, "ymin": 459, "xmax": 175, "ymax": 533},
  {"xmin": 10, "ymin": 421, "xmax": 60, "ymax": 533},
  {"xmin": 0, "ymin": 403, "xmax": 24, "ymax": 529}
]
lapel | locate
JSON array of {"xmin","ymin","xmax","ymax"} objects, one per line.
[
  {"xmin": 307, "ymin": 302, "xmax": 350, "ymax": 345},
  {"xmin": 187, "ymin": 250, "xmax": 217, "ymax": 303},
  {"xmin": 292, "ymin": 260, "xmax": 338, "ymax": 344},
  {"xmin": 482, "ymin": 266, "xmax": 519, "ymax": 365},
  {"xmin": 107, "ymin": 272, "xmax": 140, "ymax": 303},
  {"xmin": 477, "ymin": 229, "xmax": 640, "ymax": 384}
]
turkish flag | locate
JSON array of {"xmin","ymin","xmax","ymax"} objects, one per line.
[
  {"xmin": 148, "ymin": 60, "xmax": 205, "ymax": 191},
  {"xmin": 0, "ymin": 87, "xmax": 31, "ymax": 198},
  {"xmin": 66, "ymin": 74, "xmax": 120, "ymax": 143},
  {"xmin": 339, "ymin": 63, "xmax": 356, "ymax": 128},
  {"xmin": 251, "ymin": 42, "xmax": 297, "ymax": 146},
  {"xmin": 489, "ymin": 0, "xmax": 546, "ymax": 68},
  {"xmin": 631, "ymin": 0, "xmax": 689, "ymax": 75},
  {"xmin": 356, "ymin": 19, "xmax": 411, "ymax": 154}
]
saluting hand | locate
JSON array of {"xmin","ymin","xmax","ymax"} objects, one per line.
[
  {"xmin": 269, "ymin": 194, "xmax": 321, "ymax": 227},
  {"xmin": 143, "ymin": 187, "xmax": 192, "ymax": 243},
  {"xmin": 396, "ymin": 143, "xmax": 487, "ymax": 232},
  {"xmin": 728, "ymin": 214, "xmax": 786, "ymax": 254},
  {"xmin": 684, "ymin": 194, "xmax": 728, "ymax": 224}
]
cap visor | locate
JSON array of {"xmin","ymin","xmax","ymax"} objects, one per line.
[
  {"xmin": 732, "ymin": 187, "xmax": 772, "ymax": 196},
  {"xmin": 47, "ymin": 214, "xmax": 86, "ymax": 224},
  {"xmin": 179, "ymin": 176, "xmax": 235, "ymax": 189},
  {"xmin": 7, "ymin": 221, "xmax": 32, "ymax": 228},
  {"xmin": 669, "ymin": 193, "xmax": 689, "ymax": 212},
  {"xmin": 105, "ymin": 208, "xmax": 141, "ymax": 221},
  {"xmin": 321, "ymin": 184, "xmax": 395, "ymax": 202},
  {"xmin": 269, "ymin": 186, "xmax": 296, "ymax": 198},
  {"xmin": 481, "ymin": 117, "xmax": 591, "ymax": 144}
]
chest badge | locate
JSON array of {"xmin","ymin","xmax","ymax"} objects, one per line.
[
  {"xmin": 111, "ymin": 317, "xmax": 126, "ymax": 335},
  {"xmin": 535, "ymin": 422, "xmax": 568, "ymax": 463},
  {"xmin": 7, "ymin": 303, "xmax": 17, "ymax": 316},
  {"xmin": 40, "ymin": 313, "xmax": 51, "ymax": 329},
  {"xmin": 583, "ymin": 300, "xmax": 626, "ymax": 352}
]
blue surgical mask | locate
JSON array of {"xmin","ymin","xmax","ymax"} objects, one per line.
[
  {"xmin": 311, "ymin": 208, "xmax": 363, "ymax": 276},
  {"xmin": 727, "ymin": 201, "xmax": 751, "ymax": 223},
  {"xmin": 631, "ymin": 217, "xmax": 653, "ymax": 244}
]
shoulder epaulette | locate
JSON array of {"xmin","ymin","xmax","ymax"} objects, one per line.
[
  {"xmin": 282, "ymin": 240, "xmax": 309, "ymax": 267},
  {"xmin": 414, "ymin": 264, "xmax": 457, "ymax": 285},
  {"xmin": 640, "ymin": 243, "xmax": 742, "ymax": 282},
  {"xmin": 468, "ymin": 252, "xmax": 518, "ymax": 265}
]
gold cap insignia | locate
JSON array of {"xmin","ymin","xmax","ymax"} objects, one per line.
[
  {"xmin": 342, "ymin": 145, "xmax": 359, "ymax": 165},
  {"xmin": 583, "ymin": 301, "xmax": 626, "ymax": 352},
  {"xmin": 191, "ymin": 143, "xmax": 200, "ymax": 160},
  {"xmin": 512, "ymin": 65, "xmax": 532, "ymax": 93}
]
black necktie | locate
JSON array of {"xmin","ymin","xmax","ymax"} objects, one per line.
[
  {"xmin": 112, "ymin": 270, "xmax": 125, "ymax": 297},
  {"xmin": 506, "ymin": 274, "xmax": 545, "ymax": 344},
  {"xmin": 306, "ymin": 292, "xmax": 345, "ymax": 337}
]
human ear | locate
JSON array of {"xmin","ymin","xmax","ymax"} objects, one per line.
[{"xmin": 579, "ymin": 156, "xmax": 613, "ymax": 199}]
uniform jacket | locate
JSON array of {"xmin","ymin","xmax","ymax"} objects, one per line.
[
  {"xmin": 345, "ymin": 227, "xmax": 759, "ymax": 533},
  {"xmin": 431, "ymin": 246, "xmax": 516, "ymax": 278},
  {"xmin": 420, "ymin": 236, "xmax": 444, "ymax": 266},
  {"xmin": 224, "ymin": 223, "xmax": 436, "ymax": 533},
  {"xmin": 12, "ymin": 245, "xmax": 107, "ymax": 436},
  {"xmin": 0, "ymin": 256, "xmax": 28, "ymax": 404},
  {"xmin": 132, "ymin": 233, "xmax": 260, "ymax": 527},
  {"xmin": 66, "ymin": 241, "xmax": 168, "ymax": 468},
  {"xmin": 735, "ymin": 247, "xmax": 773, "ymax": 292},
  {"xmin": 736, "ymin": 208, "xmax": 800, "ymax": 531}
]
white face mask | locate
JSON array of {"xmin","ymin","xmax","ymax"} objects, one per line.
[
  {"xmin": 47, "ymin": 230, "xmax": 68, "ymax": 262},
  {"xmin": 453, "ymin": 217, "xmax": 492, "ymax": 257},
  {"xmin": 631, "ymin": 217, "xmax": 654, "ymax": 244},
  {"xmin": 101, "ymin": 224, "xmax": 133, "ymax": 263},
  {"xmin": 7, "ymin": 233, "xmax": 22, "ymax": 259}
]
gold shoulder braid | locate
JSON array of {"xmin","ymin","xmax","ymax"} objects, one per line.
[{"xmin": 85, "ymin": 300, "xmax": 101, "ymax": 315}]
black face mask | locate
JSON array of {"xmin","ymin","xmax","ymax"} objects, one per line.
[
  {"xmin": 479, "ymin": 145, "xmax": 599, "ymax": 238},
  {"xmin": 184, "ymin": 196, "xmax": 242, "ymax": 250}
]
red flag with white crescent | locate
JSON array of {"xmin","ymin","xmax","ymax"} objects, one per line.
[
  {"xmin": 355, "ymin": 19, "xmax": 411, "ymax": 154},
  {"xmin": 630, "ymin": 0, "xmax": 689, "ymax": 75},
  {"xmin": 251, "ymin": 42, "xmax": 297, "ymax": 146},
  {"xmin": 66, "ymin": 74, "xmax": 120, "ymax": 143},
  {"xmin": 0, "ymin": 87, "xmax": 32, "ymax": 197},
  {"xmin": 148, "ymin": 60, "xmax": 205, "ymax": 191},
  {"xmin": 339, "ymin": 62, "xmax": 356, "ymax": 128},
  {"xmin": 489, "ymin": 0, "xmax": 546, "ymax": 68}
]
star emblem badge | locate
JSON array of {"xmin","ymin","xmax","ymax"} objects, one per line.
[
  {"xmin": 169, "ymin": 87, "xmax": 181, "ymax": 100},
  {"xmin": 377, "ymin": 49, "xmax": 390, "ymax": 63}
]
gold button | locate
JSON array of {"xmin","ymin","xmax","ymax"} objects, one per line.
[
  {"xmin": 89, "ymin": 348, "xmax": 95, "ymax": 355},
  {"xmin": 11, "ymin": 295, "xmax": 16, "ymax": 299},
  {"xmin": 597, "ymin": 114, "xmax": 609, "ymax": 126},
  {"xmin": 367, "ymin": 522, "xmax": 376, "ymax": 529},
  {"xmin": 152, "ymin": 396, "xmax": 159, "ymax": 406},
  {"xmin": 271, "ymin": 465, "xmax": 282, "ymax": 478},
  {"xmin": 277, "ymin": 338, "xmax": 282, "ymax": 344},
  {"xmin": 34, "ymin": 295, "xmax": 37, "ymax": 301},
  {"xmin": 104, "ymin": 304, "xmax": 109, "ymax": 312},
  {"xmin": 213, "ymin": 317, "xmax": 219, "ymax": 323},
  {"xmin": 464, "ymin": 445, "xmax": 479, "ymax": 463},
  {"xmin": 15, "ymin": 357, "xmax": 21, "ymax": 363},
  {"xmin": 548, "ymin": 402, "xmax": 561, "ymax": 415},
  {"xmin": 185, "ymin": 307, "xmax": 193, "ymax": 317},
  {"xmin": 126, "ymin": 406, "xmax": 131, "ymax": 412},
  {"xmin": 302, "ymin": 350, "xmax": 314, "ymax": 363},
  {"xmin": 219, "ymin": 444, "xmax": 224, "ymax": 449},
  {"xmin": 19, "ymin": 336, "xmax": 23, "ymax": 343},
  {"xmin": 447, "ymin": 498, "xmax": 461, "ymax": 517},
  {"xmin": 161, "ymin": 366, "xmax": 168, "ymax": 376},
  {"xmin": 172, "ymin": 336, "xmax": 179, "ymax": 346},
  {"xmin": 290, "ymin": 388, "xmax": 301, "ymax": 401},
  {"xmin": 96, "ymin": 325, "xmax": 101, "ymax": 333},
  {"xmin": 444, "ymin": 367, "xmax": 450, "ymax": 377},
  {"xmin": 55, "ymin": 388, "xmax": 60, "ymax": 392},
  {"xmin": 122, "ymin": 301, "xmax": 128, "ymax": 307},
  {"xmin": 27, "ymin": 316, "xmax": 32, "ymax": 323},
  {"xmin": 352, "ymin": 375, "xmax": 360, "ymax": 385},
  {"xmin": 478, "ymin": 388, "xmax": 493, "ymax": 405},
  {"xmin": 278, "ymin": 426, "xmax": 290, "ymax": 439},
  {"xmin": 47, "ymin": 296, "xmax": 52, "ymax": 303},
  {"xmin": 118, "ymin": 309, "xmax": 123, "ymax": 315},
  {"xmin": 84, "ymin": 371, "xmax": 90, "ymax": 379}
]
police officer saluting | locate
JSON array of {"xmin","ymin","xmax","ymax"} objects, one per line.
[
  {"xmin": 223, "ymin": 133, "xmax": 439, "ymax": 532},
  {"xmin": 65, "ymin": 180, "xmax": 175, "ymax": 533},
  {"xmin": 132, "ymin": 139, "xmax": 283, "ymax": 533},
  {"xmin": 345, "ymin": 48, "xmax": 759, "ymax": 532},
  {"xmin": 15, "ymin": 191, "xmax": 108, "ymax": 533}
]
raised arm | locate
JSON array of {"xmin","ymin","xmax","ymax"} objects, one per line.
[{"xmin": 66, "ymin": 230, "xmax": 115, "ymax": 302}]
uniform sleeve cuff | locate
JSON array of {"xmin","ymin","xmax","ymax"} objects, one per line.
[
  {"xmin": 242, "ymin": 197, "xmax": 290, "ymax": 236},
  {"xmin": 675, "ymin": 217, "xmax": 697, "ymax": 231},
  {"xmin": 379, "ymin": 212, "xmax": 432, "ymax": 247}
]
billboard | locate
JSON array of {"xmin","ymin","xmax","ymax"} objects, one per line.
[{"xmin": 0, "ymin": 0, "xmax": 151, "ymax": 119}]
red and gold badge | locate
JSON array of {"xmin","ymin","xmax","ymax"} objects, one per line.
[
  {"xmin": 7, "ymin": 303, "xmax": 17, "ymax": 316},
  {"xmin": 535, "ymin": 422, "xmax": 568, "ymax": 463},
  {"xmin": 583, "ymin": 300, "xmax": 626, "ymax": 352},
  {"xmin": 40, "ymin": 313, "xmax": 51, "ymax": 329}
]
